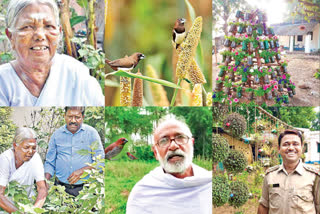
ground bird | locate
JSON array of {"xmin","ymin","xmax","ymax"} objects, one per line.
[
  {"xmin": 105, "ymin": 53, "xmax": 145, "ymax": 72},
  {"xmin": 127, "ymin": 152, "xmax": 138, "ymax": 160},
  {"xmin": 172, "ymin": 18, "xmax": 186, "ymax": 49},
  {"xmin": 105, "ymin": 138, "xmax": 128, "ymax": 160}
]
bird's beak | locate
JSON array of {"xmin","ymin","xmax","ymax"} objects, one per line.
[
  {"xmin": 140, "ymin": 54, "xmax": 145, "ymax": 60},
  {"xmin": 180, "ymin": 18, "xmax": 186, "ymax": 24},
  {"xmin": 124, "ymin": 139, "xmax": 128, "ymax": 143}
]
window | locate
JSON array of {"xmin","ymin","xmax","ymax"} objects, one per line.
[
  {"xmin": 297, "ymin": 35, "xmax": 303, "ymax": 42},
  {"xmin": 304, "ymin": 143, "xmax": 308, "ymax": 153},
  {"xmin": 311, "ymin": 32, "xmax": 313, "ymax": 40},
  {"xmin": 318, "ymin": 142, "xmax": 320, "ymax": 153}
]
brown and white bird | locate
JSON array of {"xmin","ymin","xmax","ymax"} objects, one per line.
[
  {"xmin": 105, "ymin": 138, "xmax": 128, "ymax": 160},
  {"xmin": 172, "ymin": 18, "xmax": 186, "ymax": 49},
  {"xmin": 105, "ymin": 53, "xmax": 145, "ymax": 72}
]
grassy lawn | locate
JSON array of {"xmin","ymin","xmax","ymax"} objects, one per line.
[{"xmin": 105, "ymin": 157, "xmax": 212, "ymax": 213}]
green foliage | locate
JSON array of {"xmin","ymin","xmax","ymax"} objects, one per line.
[
  {"xmin": 212, "ymin": 174, "xmax": 230, "ymax": 207},
  {"xmin": 106, "ymin": 70, "xmax": 182, "ymax": 89},
  {"xmin": 134, "ymin": 145, "xmax": 154, "ymax": 161},
  {"xmin": 212, "ymin": 134, "xmax": 229, "ymax": 164},
  {"xmin": 314, "ymin": 69, "xmax": 320, "ymax": 79},
  {"xmin": 228, "ymin": 181, "xmax": 249, "ymax": 208},
  {"xmin": 311, "ymin": 111, "xmax": 320, "ymax": 131},
  {"xmin": 213, "ymin": 103, "xmax": 229, "ymax": 124},
  {"xmin": 84, "ymin": 107, "xmax": 105, "ymax": 143},
  {"xmin": 4, "ymin": 155, "xmax": 105, "ymax": 213},
  {"xmin": 0, "ymin": 107, "xmax": 17, "ymax": 153},
  {"xmin": 223, "ymin": 112, "xmax": 247, "ymax": 138},
  {"xmin": 223, "ymin": 150, "xmax": 247, "ymax": 174}
]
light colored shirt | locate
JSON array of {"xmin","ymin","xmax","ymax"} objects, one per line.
[
  {"xmin": 0, "ymin": 54, "xmax": 104, "ymax": 106},
  {"xmin": 44, "ymin": 124, "xmax": 105, "ymax": 184},
  {"xmin": 259, "ymin": 160, "xmax": 319, "ymax": 214},
  {"xmin": 0, "ymin": 149, "xmax": 44, "ymax": 198},
  {"xmin": 126, "ymin": 164, "xmax": 212, "ymax": 214}
]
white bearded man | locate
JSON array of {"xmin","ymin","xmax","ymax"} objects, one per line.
[{"xmin": 126, "ymin": 116, "xmax": 212, "ymax": 214}]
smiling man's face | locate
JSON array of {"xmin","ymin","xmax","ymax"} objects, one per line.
[
  {"xmin": 153, "ymin": 121, "xmax": 194, "ymax": 174},
  {"xmin": 278, "ymin": 134, "xmax": 302, "ymax": 165},
  {"xmin": 65, "ymin": 109, "xmax": 84, "ymax": 134}
]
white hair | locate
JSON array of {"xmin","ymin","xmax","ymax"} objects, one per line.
[
  {"xmin": 13, "ymin": 127, "xmax": 37, "ymax": 145},
  {"xmin": 6, "ymin": 0, "xmax": 60, "ymax": 32},
  {"xmin": 153, "ymin": 115, "xmax": 193, "ymax": 144}
]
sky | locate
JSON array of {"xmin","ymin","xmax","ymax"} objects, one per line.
[{"xmin": 246, "ymin": 0, "xmax": 289, "ymax": 25}]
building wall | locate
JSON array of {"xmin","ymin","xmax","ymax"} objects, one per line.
[
  {"xmin": 304, "ymin": 130, "xmax": 320, "ymax": 164},
  {"xmin": 222, "ymin": 133, "xmax": 253, "ymax": 163},
  {"xmin": 311, "ymin": 23, "xmax": 320, "ymax": 51}
]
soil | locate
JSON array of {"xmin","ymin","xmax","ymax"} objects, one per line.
[
  {"xmin": 213, "ymin": 198, "xmax": 259, "ymax": 214},
  {"xmin": 212, "ymin": 52, "xmax": 320, "ymax": 106}
]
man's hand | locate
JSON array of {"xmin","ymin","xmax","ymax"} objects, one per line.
[{"xmin": 67, "ymin": 168, "xmax": 84, "ymax": 184}]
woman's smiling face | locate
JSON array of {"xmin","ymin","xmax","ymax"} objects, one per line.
[{"xmin": 7, "ymin": 3, "xmax": 60, "ymax": 69}]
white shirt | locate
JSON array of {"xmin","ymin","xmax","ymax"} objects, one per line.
[
  {"xmin": 0, "ymin": 54, "xmax": 104, "ymax": 106},
  {"xmin": 126, "ymin": 164, "xmax": 212, "ymax": 214},
  {"xmin": 0, "ymin": 149, "xmax": 44, "ymax": 198}
]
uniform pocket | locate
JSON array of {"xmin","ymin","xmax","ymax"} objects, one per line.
[
  {"xmin": 291, "ymin": 190, "xmax": 314, "ymax": 212},
  {"xmin": 269, "ymin": 188, "xmax": 282, "ymax": 209}
]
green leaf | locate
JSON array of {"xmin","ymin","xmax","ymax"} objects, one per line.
[
  {"xmin": 106, "ymin": 70, "xmax": 182, "ymax": 89},
  {"xmin": 78, "ymin": 49, "xmax": 88, "ymax": 57},
  {"xmin": 77, "ymin": 149, "xmax": 90, "ymax": 156},
  {"xmin": 70, "ymin": 16, "xmax": 86, "ymax": 27},
  {"xmin": 90, "ymin": 141, "xmax": 99, "ymax": 151},
  {"xmin": 184, "ymin": 0, "xmax": 196, "ymax": 21},
  {"xmin": 76, "ymin": 0, "xmax": 88, "ymax": 9},
  {"xmin": 34, "ymin": 207, "xmax": 46, "ymax": 213}
]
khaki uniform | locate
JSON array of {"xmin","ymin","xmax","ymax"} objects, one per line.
[{"xmin": 259, "ymin": 160, "xmax": 320, "ymax": 214}]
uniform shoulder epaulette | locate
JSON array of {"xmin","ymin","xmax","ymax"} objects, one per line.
[
  {"xmin": 266, "ymin": 165, "xmax": 280, "ymax": 174},
  {"xmin": 303, "ymin": 164, "xmax": 320, "ymax": 176}
]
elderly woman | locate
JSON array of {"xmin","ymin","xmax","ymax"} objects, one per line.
[
  {"xmin": 0, "ymin": 0, "xmax": 104, "ymax": 106},
  {"xmin": 0, "ymin": 127, "xmax": 47, "ymax": 212}
]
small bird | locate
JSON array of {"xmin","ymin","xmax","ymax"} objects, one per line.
[
  {"xmin": 105, "ymin": 53, "xmax": 145, "ymax": 72},
  {"xmin": 105, "ymin": 138, "xmax": 128, "ymax": 160},
  {"xmin": 172, "ymin": 18, "xmax": 186, "ymax": 49},
  {"xmin": 126, "ymin": 152, "xmax": 138, "ymax": 160}
]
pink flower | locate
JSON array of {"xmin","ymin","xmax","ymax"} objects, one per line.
[
  {"xmin": 263, "ymin": 85, "xmax": 267, "ymax": 90},
  {"xmin": 234, "ymin": 98, "xmax": 239, "ymax": 103},
  {"xmin": 272, "ymin": 88, "xmax": 274, "ymax": 91},
  {"xmin": 245, "ymin": 34, "xmax": 248, "ymax": 38},
  {"xmin": 274, "ymin": 36, "xmax": 278, "ymax": 40},
  {"xmin": 268, "ymin": 69, "xmax": 272, "ymax": 72},
  {"xmin": 282, "ymin": 75, "xmax": 286, "ymax": 79},
  {"xmin": 216, "ymin": 77, "xmax": 219, "ymax": 80},
  {"xmin": 274, "ymin": 85, "xmax": 278, "ymax": 89},
  {"xmin": 235, "ymin": 52, "xmax": 239, "ymax": 55},
  {"xmin": 256, "ymin": 37, "xmax": 260, "ymax": 41},
  {"xmin": 233, "ymin": 67, "xmax": 237, "ymax": 72},
  {"xmin": 260, "ymin": 70, "xmax": 263, "ymax": 73},
  {"xmin": 229, "ymin": 101, "xmax": 232, "ymax": 105},
  {"xmin": 228, "ymin": 66, "xmax": 231, "ymax": 70}
]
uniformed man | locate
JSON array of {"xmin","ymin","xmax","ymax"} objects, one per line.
[{"xmin": 258, "ymin": 129, "xmax": 320, "ymax": 214}]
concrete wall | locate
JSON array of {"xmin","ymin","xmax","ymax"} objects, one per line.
[
  {"xmin": 222, "ymin": 133, "xmax": 253, "ymax": 163},
  {"xmin": 304, "ymin": 130, "xmax": 320, "ymax": 164}
]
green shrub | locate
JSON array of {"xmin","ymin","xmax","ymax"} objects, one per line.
[
  {"xmin": 314, "ymin": 69, "xmax": 320, "ymax": 79},
  {"xmin": 223, "ymin": 150, "xmax": 247, "ymax": 174},
  {"xmin": 223, "ymin": 113, "xmax": 247, "ymax": 138},
  {"xmin": 229, "ymin": 181, "xmax": 249, "ymax": 208},
  {"xmin": 212, "ymin": 174, "xmax": 230, "ymax": 207},
  {"xmin": 213, "ymin": 103, "xmax": 229, "ymax": 123},
  {"xmin": 134, "ymin": 145, "xmax": 154, "ymax": 161},
  {"xmin": 212, "ymin": 134, "xmax": 229, "ymax": 164}
]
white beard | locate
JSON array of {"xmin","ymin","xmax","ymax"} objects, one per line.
[{"xmin": 155, "ymin": 145, "xmax": 193, "ymax": 174}]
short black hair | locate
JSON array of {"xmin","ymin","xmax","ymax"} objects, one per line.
[
  {"xmin": 64, "ymin": 107, "xmax": 85, "ymax": 116},
  {"xmin": 278, "ymin": 129, "xmax": 303, "ymax": 147}
]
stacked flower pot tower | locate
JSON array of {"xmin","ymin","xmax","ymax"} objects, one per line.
[{"xmin": 214, "ymin": 10, "xmax": 295, "ymax": 105}]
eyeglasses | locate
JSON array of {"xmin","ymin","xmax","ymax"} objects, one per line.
[{"xmin": 157, "ymin": 134, "xmax": 190, "ymax": 148}]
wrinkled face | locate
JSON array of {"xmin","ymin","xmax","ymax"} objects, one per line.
[
  {"xmin": 279, "ymin": 134, "xmax": 302, "ymax": 164},
  {"xmin": 152, "ymin": 122, "xmax": 194, "ymax": 174},
  {"xmin": 7, "ymin": 3, "xmax": 60, "ymax": 69},
  {"xmin": 14, "ymin": 138, "xmax": 37, "ymax": 162},
  {"xmin": 65, "ymin": 109, "xmax": 84, "ymax": 134}
]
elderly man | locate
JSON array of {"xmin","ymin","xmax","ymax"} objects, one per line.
[
  {"xmin": 0, "ymin": 128, "xmax": 47, "ymax": 213},
  {"xmin": 258, "ymin": 129, "xmax": 320, "ymax": 214},
  {"xmin": 126, "ymin": 117, "xmax": 212, "ymax": 214},
  {"xmin": 44, "ymin": 107, "xmax": 104, "ymax": 196}
]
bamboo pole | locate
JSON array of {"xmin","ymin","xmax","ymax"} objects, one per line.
[{"xmin": 88, "ymin": 0, "xmax": 97, "ymax": 49}]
